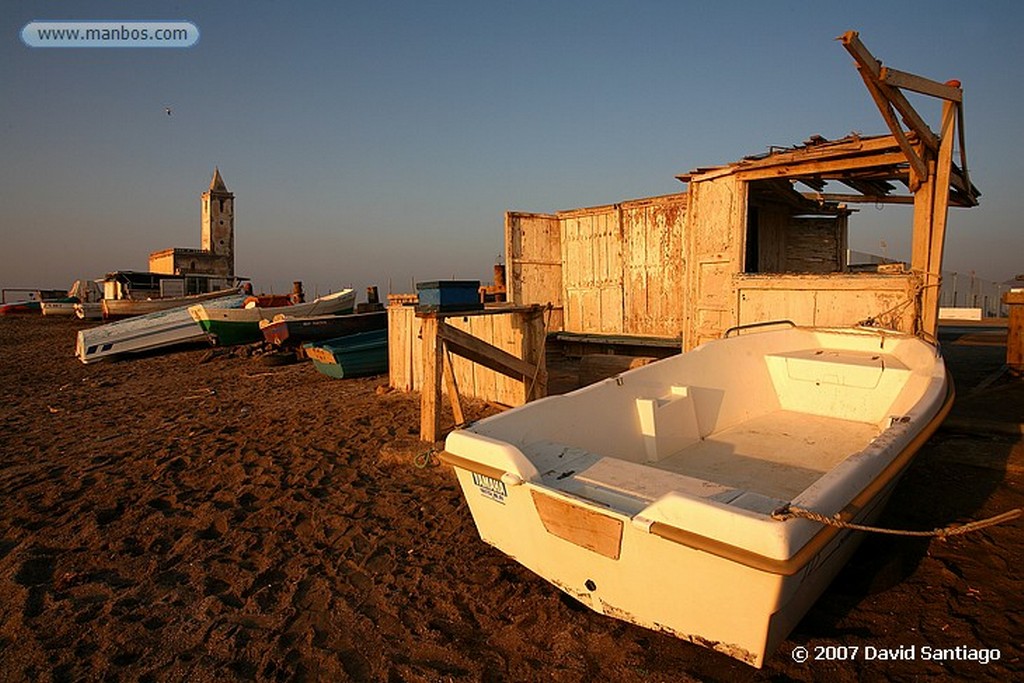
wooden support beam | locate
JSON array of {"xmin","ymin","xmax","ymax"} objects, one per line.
[
  {"xmin": 840, "ymin": 31, "xmax": 940, "ymax": 153},
  {"xmin": 1004, "ymin": 290, "xmax": 1024, "ymax": 370},
  {"xmin": 437, "ymin": 321, "xmax": 537, "ymax": 380},
  {"xmin": 420, "ymin": 316, "xmax": 444, "ymax": 443},
  {"xmin": 880, "ymin": 66, "xmax": 962, "ymax": 102},
  {"xmin": 442, "ymin": 343, "xmax": 465, "ymax": 426},
  {"xmin": 854, "ymin": 66, "xmax": 928, "ymax": 189},
  {"xmin": 955, "ymin": 102, "xmax": 977, "ymax": 204},
  {"xmin": 910, "ymin": 160, "xmax": 937, "ymax": 334},
  {"xmin": 920, "ymin": 100, "xmax": 958, "ymax": 337},
  {"xmin": 799, "ymin": 192, "xmax": 915, "ymax": 205},
  {"xmin": 736, "ymin": 150, "xmax": 908, "ymax": 181}
]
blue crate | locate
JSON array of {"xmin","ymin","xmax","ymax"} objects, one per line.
[{"xmin": 415, "ymin": 280, "xmax": 483, "ymax": 314}]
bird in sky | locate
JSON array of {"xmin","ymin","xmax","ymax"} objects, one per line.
[{"xmin": 164, "ymin": 107, "xmax": 173, "ymax": 116}]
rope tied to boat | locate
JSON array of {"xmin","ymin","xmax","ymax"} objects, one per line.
[{"xmin": 771, "ymin": 503, "xmax": 1022, "ymax": 539}]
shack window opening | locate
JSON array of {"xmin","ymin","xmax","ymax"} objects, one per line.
[{"xmin": 745, "ymin": 179, "xmax": 850, "ymax": 275}]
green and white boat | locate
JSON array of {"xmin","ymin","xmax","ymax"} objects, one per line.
[{"xmin": 189, "ymin": 288, "xmax": 356, "ymax": 346}]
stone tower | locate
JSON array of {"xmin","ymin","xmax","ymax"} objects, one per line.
[{"xmin": 201, "ymin": 168, "xmax": 235, "ymax": 276}]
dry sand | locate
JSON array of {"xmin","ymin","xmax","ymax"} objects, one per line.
[{"xmin": 0, "ymin": 316, "xmax": 1020, "ymax": 681}]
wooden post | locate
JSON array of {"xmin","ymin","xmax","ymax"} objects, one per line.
[
  {"xmin": 418, "ymin": 306, "xmax": 547, "ymax": 441},
  {"xmin": 442, "ymin": 343, "xmax": 465, "ymax": 426},
  {"xmin": 1005, "ymin": 290, "xmax": 1024, "ymax": 371},
  {"xmin": 913, "ymin": 100, "xmax": 957, "ymax": 338},
  {"xmin": 420, "ymin": 315, "xmax": 443, "ymax": 443}
]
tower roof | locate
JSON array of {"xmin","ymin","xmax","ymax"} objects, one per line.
[{"xmin": 209, "ymin": 167, "xmax": 229, "ymax": 193}]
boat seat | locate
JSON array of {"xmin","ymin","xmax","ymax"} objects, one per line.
[
  {"xmin": 765, "ymin": 348, "xmax": 912, "ymax": 423},
  {"xmin": 635, "ymin": 385, "xmax": 700, "ymax": 463},
  {"xmin": 567, "ymin": 455, "xmax": 736, "ymax": 510}
]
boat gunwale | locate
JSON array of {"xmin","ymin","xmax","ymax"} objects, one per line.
[{"xmin": 439, "ymin": 371, "xmax": 954, "ymax": 576}]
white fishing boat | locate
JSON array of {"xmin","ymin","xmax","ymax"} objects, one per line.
[
  {"xmin": 441, "ymin": 324, "xmax": 952, "ymax": 667},
  {"xmin": 40, "ymin": 300, "xmax": 79, "ymax": 317},
  {"xmin": 189, "ymin": 288, "xmax": 356, "ymax": 346},
  {"xmin": 42, "ymin": 280, "xmax": 103, "ymax": 317},
  {"xmin": 76, "ymin": 294, "xmax": 248, "ymax": 364},
  {"xmin": 101, "ymin": 287, "xmax": 243, "ymax": 320}
]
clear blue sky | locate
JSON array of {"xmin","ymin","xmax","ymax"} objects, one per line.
[{"xmin": 2, "ymin": 1, "xmax": 1022, "ymax": 295}]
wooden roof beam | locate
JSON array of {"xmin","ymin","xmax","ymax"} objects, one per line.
[
  {"xmin": 840, "ymin": 31, "xmax": 940, "ymax": 153},
  {"xmin": 880, "ymin": 66, "xmax": 962, "ymax": 102},
  {"xmin": 800, "ymin": 192, "xmax": 914, "ymax": 205},
  {"xmin": 736, "ymin": 150, "xmax": 908, "ymax": 182},
  {"xmin": 838, "ymin": 177, "xmax": 895, "ymax": 197}
]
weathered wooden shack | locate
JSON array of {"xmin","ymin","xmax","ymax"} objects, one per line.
[{"xmin": 506, "ymin": 32, "xmax": 979, "ymax": 351}]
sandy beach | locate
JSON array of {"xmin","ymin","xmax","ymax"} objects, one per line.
[{"xmin": 1, "ymin": 315, "xmax": 1020, "ymax": 681}]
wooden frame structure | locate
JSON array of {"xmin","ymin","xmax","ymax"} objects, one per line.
[
  {"xmin": 676, "ymin": 31, "xmax": 978, "ymax": 347},
  {"xmin": 504, "ymin": 33, "xmax": 979, "ymax": 352},
  {"xmin": 414, "ymin": 31, "xmax": 981, "ymax": 441},
  {"xmin": 418, "ymin": 306, "xmax": 548, "ymax": 442}
]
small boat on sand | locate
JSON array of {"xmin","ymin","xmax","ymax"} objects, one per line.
[
  {"xmin": 189, "ymin": 288, "xmax": 356, "ymax": 346},
  {"xmin": 76, "ymin": 294, "xmax": 248, "ymax": 364},
  {"xmin": 1, "ymin": 292, "xmax": 75, "ymax": 315},
  {"xmin": 441, "ymin": 325, "xmax": 951, "ymax": 667},
  {"xmin": 303, "ymin": 328, "xmax": 388, "ymax": 379},
  {"xmin": 101, "ymin": 287, "xmax": 243, "ymax": 320},
  {"xmin": 260, "ymin": 310, "xmax": 387, "ymax": 349},
  {"xmin": 40, "ymin": 299, "xmax": 81, "ymax": 316},
  {"xmin": 39, "ymin": 279, "xmax": 103, "ymax": 316}
]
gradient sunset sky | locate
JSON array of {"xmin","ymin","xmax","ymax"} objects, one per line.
[{"xmin": 2, "ymin": 1, "xmax": 1022, "ymax": 295}]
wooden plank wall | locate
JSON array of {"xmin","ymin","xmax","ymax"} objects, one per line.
[
  {"xmin": 783, "ymin": 217, "xmax": 847, "ymax": 273},
  {"xmin": 560, "ymin": 207, "xmax": 624, "ymax": 335},
  {"xmin": 756, "ymin": 208, "xmax": 847, "ymax": 274},
  {"xmin": 735, "ymin": 273, "xmax": 921, "ymax": 332},
  {"xmin": 505, "ymin": 212, "xmax": 563, "ymax": 331},
  {"xmin": 685, "ymin": 176, "xmax": 747, "ymax": 349},
  {"xmin": 556, "ymin": 194, "xmax": 687, "ymax": 338},
  {"xmin": 621, "ymin": 196, "xmax": 686, "ymax": 337},
  {"xmin": 388, "ymin": 305, "xmax": 546, "ymax": 407}
]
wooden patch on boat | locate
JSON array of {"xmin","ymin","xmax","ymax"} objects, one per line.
[
  {"xmin": 531, "ymin": 491, "xmax": 622, "ymax": 560},
  {"xmin": 304, "ymin": 346, "xmax": 337, "ymax": 365}
]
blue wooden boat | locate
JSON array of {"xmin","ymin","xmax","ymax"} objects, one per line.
[
  {"xmin": 260, "ymin": 310, "xmax": 387, "ymax": 349},
  {"xmin": 303, "ymin": 329, "xmax": 388, "ymax": 379}
]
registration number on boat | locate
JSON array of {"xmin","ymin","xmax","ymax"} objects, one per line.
[{"xmin": 471, "ymin": 472, "xmax": 507, "ymax": 504}]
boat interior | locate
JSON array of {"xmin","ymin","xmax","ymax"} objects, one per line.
[{"xmin": 460, "ymin": 329, "xmax": 943, "ymax": 515}]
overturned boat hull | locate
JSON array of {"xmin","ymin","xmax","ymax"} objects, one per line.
[
  {"xmin": 76, "ymin": 294, "xmax": 248, "ymax": 364},
  {"xmin": 442, "ymin": 326, "xmax": 951, "ymax": 667}
]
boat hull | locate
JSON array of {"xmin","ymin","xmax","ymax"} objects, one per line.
[
  {"xmin": 0, "ymin": 301, "xmax": 40, "ymax": 315},
  {"xmin": 101, "ymin": 288, "xmax": 242, "ymax": 320},
  {"xmin": 40, "ymin": 300, "xmax": 80, "ymax": 316},
  {"xmin": 76, "ymin": 294, "xmax": 248, "ymax": 363},
  {"xmin": 442, "ymin": 326, "xmax": 951, "ymax": 667},
  {"xmin": 261, "ymin": 311, "xmax": 387, "ymax": 348},
  {"xmin": 194, "ymin": 315, "xmax": 266, "ymax": 346},
  {"xmin": 190, "ymin": 289, "xmax": 356, "ymax": 346},
  {"xmin": 304, "ymin": 328, "xmax": 388, "ymax": 379}
]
